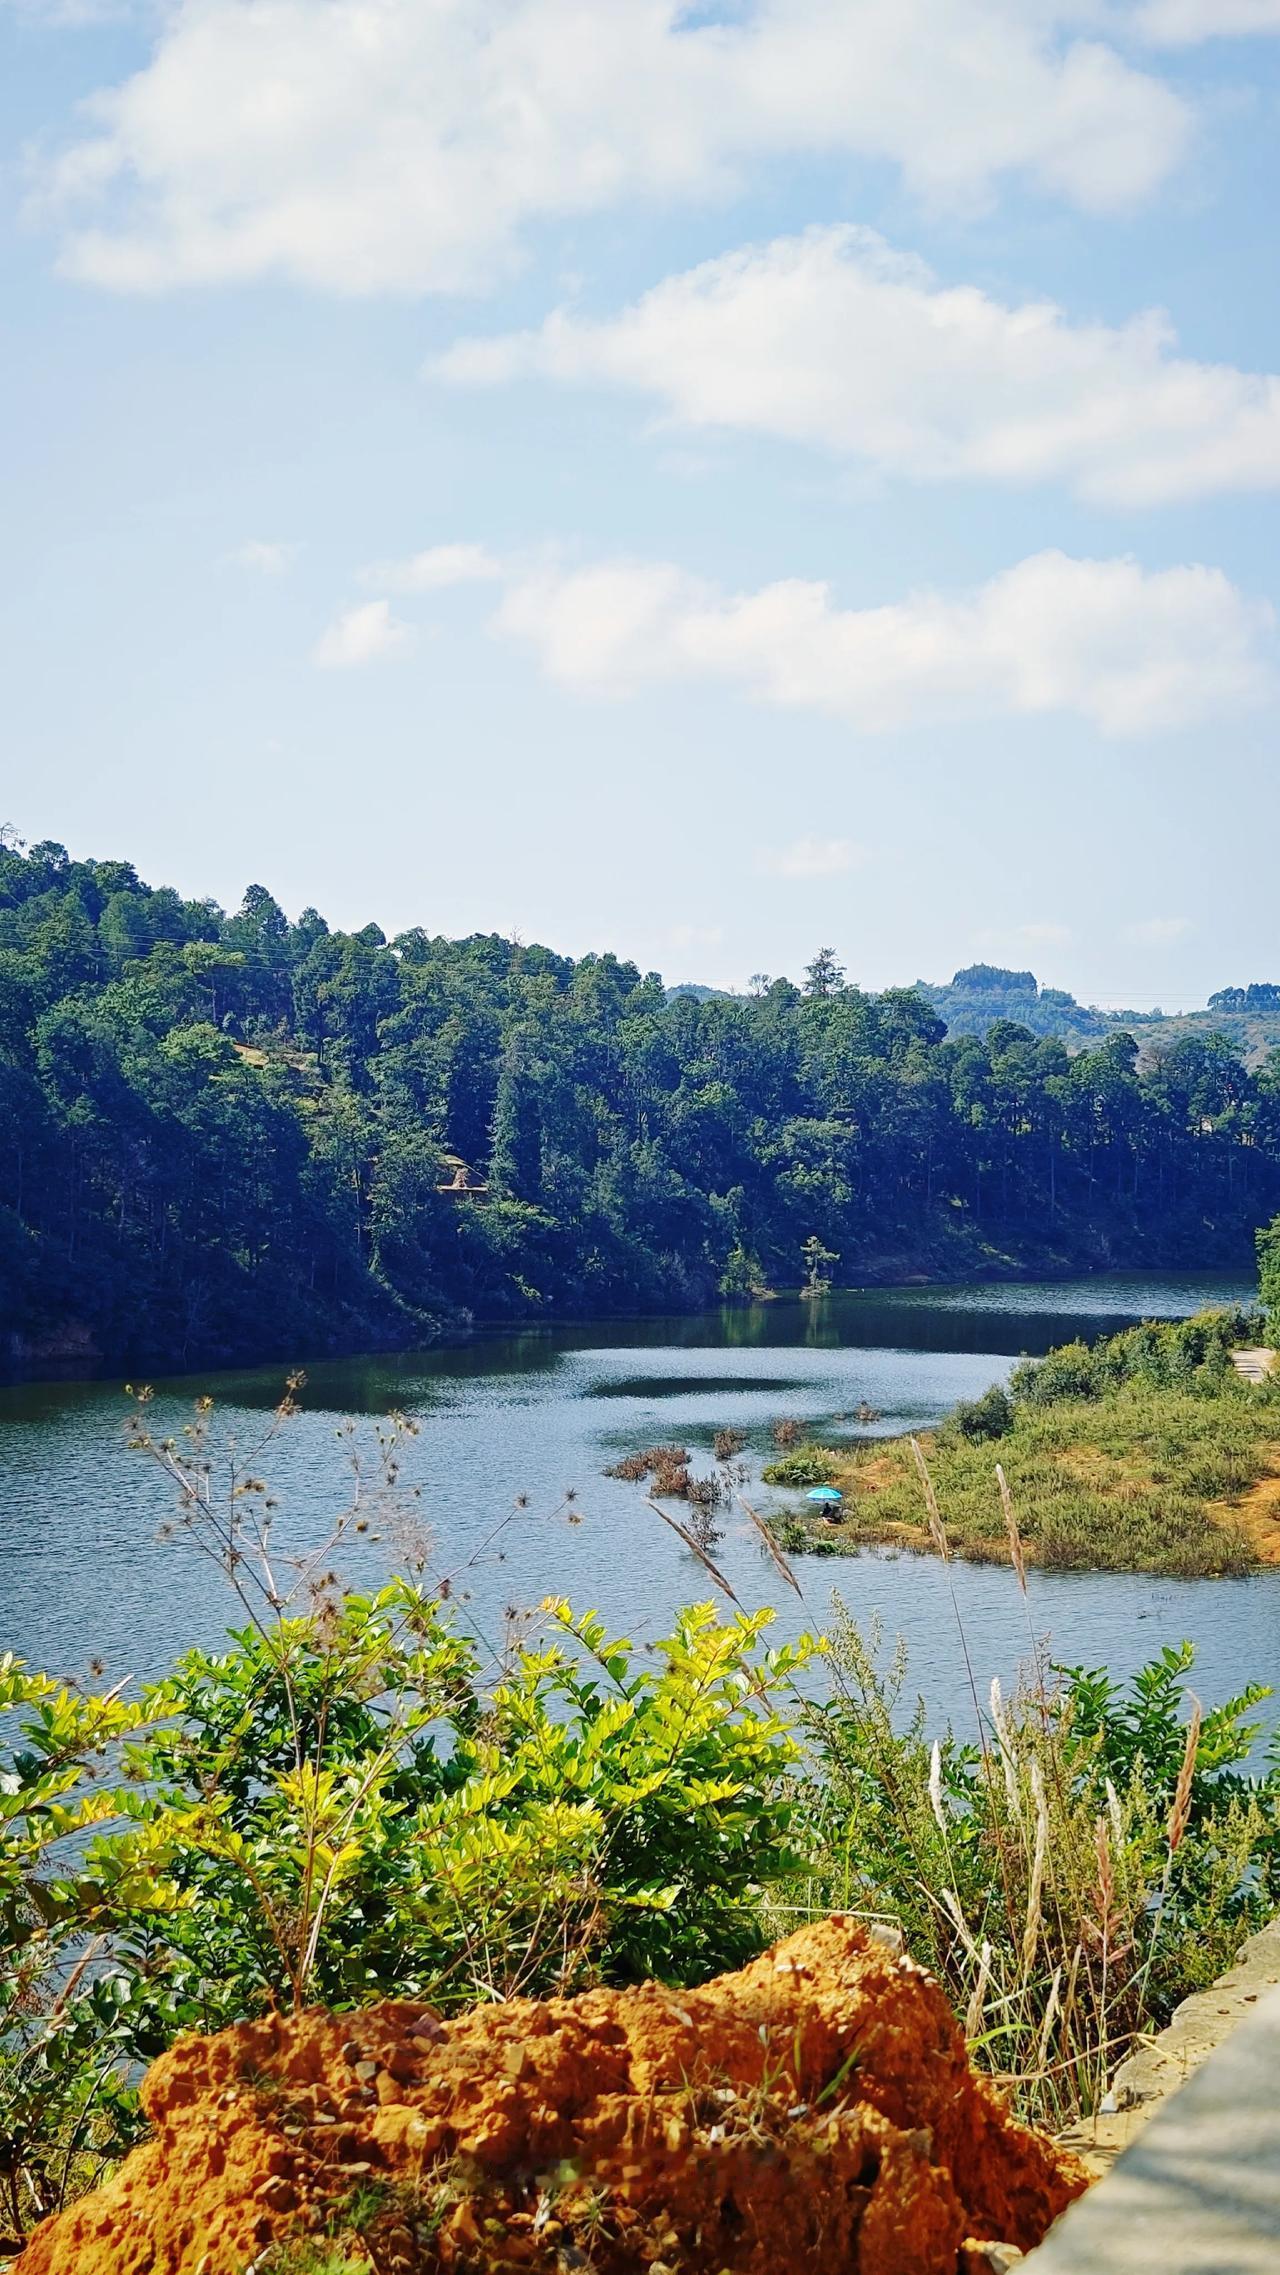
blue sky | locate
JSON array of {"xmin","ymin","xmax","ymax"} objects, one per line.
[{"xmin": 2, "ymin": 1, "xmax": 1279, "ymax": 1008}]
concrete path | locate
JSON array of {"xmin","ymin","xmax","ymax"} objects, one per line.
[
  {"xmin": 1026, "ymin": 1973, "xmax": 1280, "ymax": 2273},
  {"xmin": 1231, "ymin": 1348, "xmax": 1277, "ymax": 1383}
]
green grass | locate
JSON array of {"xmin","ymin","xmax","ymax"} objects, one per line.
[
  {"xmin": 760, "ymin": 1444, "xmax": 841, "ymax": 1487},
  {"xmin": 261, "ymin": 2246, "xmax": 373, "ymax": 2275},
  {"xmin": 773, "ymin": 1373, "xmax": 1280, "ymax": 1576}
]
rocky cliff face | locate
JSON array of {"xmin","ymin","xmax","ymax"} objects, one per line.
[{"xmin": 14, "ymin": 1917, "xmax": 1086, "ymax": 2275}]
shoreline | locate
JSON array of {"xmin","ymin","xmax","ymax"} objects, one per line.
[{"xmin": 0, "ymin": 1254, "xmax": 1259, "ymax": 1395}]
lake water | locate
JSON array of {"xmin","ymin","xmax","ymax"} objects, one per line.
[{"xmin": 3, "ymin": 1271, "xmax": 1277, "ymax": 1745}]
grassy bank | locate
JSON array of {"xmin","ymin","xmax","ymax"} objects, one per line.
[{"xmin": 766, "ymin": 1311, "xmax": 1280, "ymax": 1575}]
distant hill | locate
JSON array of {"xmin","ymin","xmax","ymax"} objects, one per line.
[
  {"xmin": 917, "ymin": 965, "xmax": 1112, "ymax": 1048},
  {"xmin": 918, "ymin": 965, "xmax": 1280, "ymax": 1066},
  {"xmin": 1115, "ymin": 1006, "xmax": 1280, "ymax": 1070},
  {"xmin": 664, "ymin": 983, "xmax": 739, "ymax": 1004}
]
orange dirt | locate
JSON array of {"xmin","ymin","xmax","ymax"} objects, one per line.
[
  {"xmin": 13, "ymin": 1918, "xmax": 1086, "ymax": 2275},
  {"xmin": 1214, "ymin": 1460, "xmax": 1280, "ymax": 1564}
]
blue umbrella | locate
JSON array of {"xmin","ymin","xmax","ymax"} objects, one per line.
[{"xmin": 806, "ymin": 1485, "xmax": 844, "ymax": 1519}]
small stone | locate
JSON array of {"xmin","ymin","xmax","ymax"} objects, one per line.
[
  {"xmin": 354, "ymin": 2059, "xmax": 378, "ymax": 2081},
  {"xmin": 255, "ymin": 2177, "xmax": 297, "ymax": 2213}
]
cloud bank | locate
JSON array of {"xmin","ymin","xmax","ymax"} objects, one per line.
[
  {"xmin": 375, "ymin": 542, "xmax": 1274, "ymax": 735},
  {"xmin": 435, "ymin": 226, "xmax": 1280, "ymax": 507},
  {"xmin": 36, "ymin": 0, "xmax": 1196, "ymax": 294}
]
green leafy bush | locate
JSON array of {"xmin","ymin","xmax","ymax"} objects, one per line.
[
  {"xmin": 946, "ymin": 1384, "xmax": 1014, "ymax": 1443},
  {"xmin": 760, "ymin": 1444, "xmax": 840, "ymax": 1487},
  {"xmin": 1009, "ymin": 1310, "xmax": 1249, "ymax": 1409},
  {"xmin": 0, "ymin": 1590, "xmax": 816, "ymax": 2245}
]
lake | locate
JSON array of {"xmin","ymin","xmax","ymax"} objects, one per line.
[{"xmin": 3, "ymin": 1270, "xmax": 1277, "ymax": 1744}]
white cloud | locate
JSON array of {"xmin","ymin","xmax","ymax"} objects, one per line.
[
  {"xmin": 32, "ymin": 0, "xmax": 1190, "ymax": 295},
  {"xmin": 1124, "ymin": 915, "xmax": 1192, "ymax": 943},
  {"xmin": 436, "ymin": 226, "xmax": 1280, "ymax": 508},
  {"xmin": 231, "ymin": 539, "xmax": 297, "ymax": 576},
  {"xmin": 762, "ymin": 837, "xmax": 863, "ymax": 880},
  {"xmin": 486, "ymin": 547, "xmax": 1275, "ymax": 736},
  {"xmin": 358, "ymin": 544, "xmax": 502, "ymax": 594},
  {"xmin": 312, "ymin": 599, "xmax": 413, "ymax": 670},
  {"xmin": 1132, "ymin": 0, "xmax": 1280, "ymax": 43}
]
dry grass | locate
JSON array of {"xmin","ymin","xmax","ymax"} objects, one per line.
[{"xmin": 772, "ymin": 1379, "xmax": 1280, "ymax": 1575}]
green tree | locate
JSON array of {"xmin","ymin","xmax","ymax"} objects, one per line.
[{"xmin": 800, "ymin": 1232, "xmax": 838, "ymax": 1295}]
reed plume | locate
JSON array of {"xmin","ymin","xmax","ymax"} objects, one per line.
[
  {"xmin": 910, "ymin": 1436, "xmax": 949, "ymax": 1559},
  {"xmin": 1036, "ymin": 1964, "xmax": 1063, "ymax": 2073},
  {"xmin": 965, "ymin": 1938, "xmax": 993, "ymax": 2043},
  {"xmin": 928, "ymin": 1740, "xmax": 946, "ymax": 1835},
  {"xmin": 1167, "ymin": 1697, "xmax": 1202, "ymax": 1857},
  {"xmin": 996, "ymin": 1462, "xmax": 1027, "ymax": 1593},
  {"xmin": 1022, "ymin": 1760, "xmax": 1048, "ymax": 1972}
]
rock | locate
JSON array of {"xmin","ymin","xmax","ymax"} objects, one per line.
[{"xmin": 11, "ymin": 1919, "xmax": 1088, "ymax": 2275}]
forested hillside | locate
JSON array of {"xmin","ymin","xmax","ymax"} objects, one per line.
[
  {"xmin": 3, "ymin": 838, "xmax": 1280, "ymax": 1369},
  {"xmin": 918, "ymin": 964, "xmax": 1280, "ymax": 1064},
  {"xmin": 917, "ymin": 965, "xmax": 1113, "ymax": 1047}
]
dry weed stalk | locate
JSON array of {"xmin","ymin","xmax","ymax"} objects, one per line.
[
  {"xmin": 645, "ymin": 1498, "xmax": 742, "ymax": 1606},
  {"xmin": 965, "ymin": 1938, "xmax": 993, "ymax": 2043},
  {"xmin": 1021, "ymin": 1761, "xmax": 1049, "ymax": 1973},
  {"xmin": 928, "ymin": 1741, "xmax": 946, "ymax": 1836},
  {"xmin": 738, "ymin": 1494, "xmax": 804, "ymax": 1600},
  {"xmin": 910, "ymin": 1436, "xmax": 950, "ymax": 1559},
  {"xmin": 996, "ymin": 1463, "xmax": 1026, "ymax": 1593},
  {"xmin": 1167, "ymin": 1698, "xmax": 1203, "ymax": 1857}
]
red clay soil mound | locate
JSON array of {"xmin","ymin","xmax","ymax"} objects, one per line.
[{"xmin": 14, "ymin": 1917, "xmax": 1087, "ymax": 2275}]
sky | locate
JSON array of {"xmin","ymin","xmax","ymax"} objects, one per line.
[{"xmin": 2, "ymin": 1, "xmax": 1279, "ymax": 1009}]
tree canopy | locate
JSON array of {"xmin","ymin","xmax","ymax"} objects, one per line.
[{"xmin": 3, "ymin": 840, "xmax": 1279, "ymax": 1366}]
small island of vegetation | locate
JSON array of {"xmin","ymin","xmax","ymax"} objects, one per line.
[{"xmin": 765, "ymin": 1297, "xmax": 1280, "ymax": 1577}]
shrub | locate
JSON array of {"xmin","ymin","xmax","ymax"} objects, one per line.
[
  {"xmin": 714, "ymin": 1427, "xmax": 748, "ymax": 1464},
  {"xmin": 1009, "ymin": 1337, "xmax": 1100, "ymax": 1406},
  {"xmin": 947, "ymin": 1384, "xmax": 1014, "ymax": 1443},
  {"xmin": 605, "ymin": 1444, "xmax": 690, "ymax": 1484},
  {"xmin": 760, "ymin": 1445, "xmax": 840, "ymax": 1488},
  {"xmin": 0, "ymin": 1387, "xmax": 824, "ymax": 2250},
  {"xmin": 793, "ymin": 1607, "xmax": 1280, "ymax": 2129},
  {"xmin": 1010, "ymin": 1311, "xmax": 1248, "ymax": 1410},
  {"xmin": 0, "ymin": 1595, "xmax": 817, "ymax": 2242}
]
